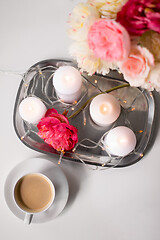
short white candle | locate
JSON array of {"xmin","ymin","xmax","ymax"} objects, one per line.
[
  {"xmin": 104, "ymin": 126, "xmax": 136, "ymax": 156},
  {"xmin": 53, "ymin": 66, "xmax": 82, "ymax": 103},
  {"xmin": 89, "ymin": 93, "xmax": 121, "ymax": 126},
  {"xmin": 19, "ymin": 97, "xmax": 47, "ymax": 124}
]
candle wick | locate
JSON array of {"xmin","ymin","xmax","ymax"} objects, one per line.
[
  {"xmin": 65, "ymin": 75, "xmax": 71, "ymax": 84},
  {"xmin": 119, "ymin": 138, "xmax": 127, "ymax": 143},
  {"xmin": 28, "ymin": 106, "xmax": 33, "ymax": 111}
]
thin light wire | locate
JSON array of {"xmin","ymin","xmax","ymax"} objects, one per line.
[
  {"xmin": 18, "ymin": 64, "xmax": 145, "ymax": 170},
  {"xmin": 0, "ymin": 69, "xmax": 25, "ymax": 77}
]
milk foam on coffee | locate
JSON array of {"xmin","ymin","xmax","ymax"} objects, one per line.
[{"xmin": 14, "ymin": 173, "xmax": 54, "ymax": 213}]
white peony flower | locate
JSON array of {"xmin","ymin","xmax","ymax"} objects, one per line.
[
  {"xmin": 87, "ymin": 0, "xmax": 128, "ymax": 19},
  {"xmin": 69, "ymin": 41, "xmax": 117, "ymax": 75},
  {"xmin": 69, "ymin": 41, "xmax": 100, "ymax": 75},
  {"xmin": 67, "ymin": 3, "xmax": 100, "ymax": 41},
  {"xmin": 97, "ymin": 60, "xmax": 117, "ymax": 75},
  {"xmin": 144, "ymin": 63, "xmax": 160, "ymax": 92}
]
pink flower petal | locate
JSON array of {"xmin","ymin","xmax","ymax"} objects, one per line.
[
  {"xmin": 118, "ymin": 45, "xmax": 154, "ymax": 87},
  {"xmin": 37, "ymin": 108, "xmax": 78, "ymax": 151},
  {"xmin": 45, "ymin": 108, "xmax": 69, "ymax": 124},
  {"xmin": 45, "ymin": 108, "xmax": 58, "ymax": 117},
  {"xmin": 88, "ymin": 19, "xmax": 130, "ymax": 61},
  {"xmin": 117, "ymin": 0, "xmax": 160, "ymax": 35}
]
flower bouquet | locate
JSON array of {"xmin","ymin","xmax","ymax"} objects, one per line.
[{"xmin": 68, "ymin": 0, "xmax": 160, "ymax": 91}]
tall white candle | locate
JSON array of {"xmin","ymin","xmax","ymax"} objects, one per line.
[
  {"xmin": 19, "ymin": 97, "xmax": 47, "ymax": 124},
  {"xmin": 53, "ymin": 66, "xmax": 82, "ymax": 103},
  {"xmin": 89, "ymin": 93, "xmax": 121, "ymax": 126},
  {"xmin": 104, "ymin": 126, "xmax": 136, "ymax": 156}
]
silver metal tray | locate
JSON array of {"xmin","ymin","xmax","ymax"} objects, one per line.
[{"xmin": 13, "ymin": 59, "xmax": 160, "ymax": 168}]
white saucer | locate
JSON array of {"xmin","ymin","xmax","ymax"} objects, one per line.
[{"xmin": 4, "ymin": 157, "xmax": 69, "ymax": 223}]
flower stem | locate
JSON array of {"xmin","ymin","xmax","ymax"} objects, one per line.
[{"xmin": 68, "ymin": 83, "xmax": 130, "ymax": 120}]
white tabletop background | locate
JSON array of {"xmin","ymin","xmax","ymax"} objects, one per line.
[{"xmin": 0, "ymin": 0, "xmax": 160, "ymax": 240}]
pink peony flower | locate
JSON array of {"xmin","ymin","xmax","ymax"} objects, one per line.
[
  {"xmin": 118, "ymin": 45, "xmax": 154, "ymax": 87},
  {"xmin": 88, "ymin": 19, "xmax": 130, "ymax": 61},
  {"xmin": 45, "ymin": 108, "xmax": 69, "ymax": 124},
  {"xmin": 117, "ymin": 0, "xmax": 160, "ymax": 36},
  {"xmin": 37, "ymin": 108, "xmax": 78, "ymax": 151}
]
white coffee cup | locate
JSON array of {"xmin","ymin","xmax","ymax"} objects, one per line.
[{"xmin": 14, "ymin": 173, "xmax": 55, "ymax": 224}]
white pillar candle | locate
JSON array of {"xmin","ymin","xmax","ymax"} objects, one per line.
[
  {"xmin": 52, "ymin": 66, "xmax": 82, "ymax": 103},
  {"xmin": 19, "ymin": 97, "xmax": 47, "ymax": 124},
  {"xmin": 104, "ymin": 126, "xmax": 136, "ymax": 156},
  {"xmin": 89, "ymin": 93, "xmax": 121, "ymax": 126}
]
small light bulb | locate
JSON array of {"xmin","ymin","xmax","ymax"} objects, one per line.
[{"xmin": 73, "ymin": 100, "xmax": 77, "ymax": 104}]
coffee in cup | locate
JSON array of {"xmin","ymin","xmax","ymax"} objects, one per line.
[{"xmin": 14, "ymin": 173, "xmax": 55, "ymax": 224}]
